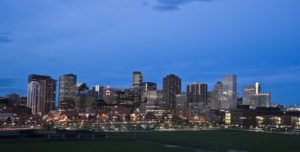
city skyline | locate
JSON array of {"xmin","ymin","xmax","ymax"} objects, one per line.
[
  {"xmin": 1, "ymin": 2, "xmax": 300, "ymax": 151},
  {"xmin": 0, "ymin": 71, "xmax": 298, "ymax": 107},
  {"xmin": 0, "ymin": 72, "xmax": 278, "ymax": 107},
  {"xmin": 0, "ymin": 0, "xmax": 300, "ymax": 106}
]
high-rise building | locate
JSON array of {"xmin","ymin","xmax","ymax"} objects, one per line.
[
  {"xmin": 163, "ymin": 74, "xmax": 181, "ymax": 113},
  {"xmin": 187, "ymin": 82, "xmax": 210, "ymax": 120},
  {"xmin": 5, "ymin": 93, "xmax": 20, "ymax": 107},
  {"xmin": 133, "ymin": 71, "xmax": 143, "ymax": 88},
  {"xmin": 140, "ymin": 90, "xmax": 159, "ymax": 114},
  {"xmin": 243, "ymin": 82, "xmax": 270, "ymax": 108},
  {"xmin": 74, "ymin": 83, "xmax": 98, "ymax": 112},
  {"xmin": 27, "ymin": 74, "xmax": 56, "ymax": 114},
  {"xmin": 142, "ymin": 82, "xmax": 157, "ymax": 92},
  {"xmin": 207, "ymin": 81, "xmax": 223, "ymax": 110},
  {"xmin": 93, "ymin": 85, "xmax": 105, "ymax": 100},
  {"xmin": 221, "ymin": 75, "xmax": 237, "ymax": 109},
  {"xmin": 176, "ymin": 93, "xmax": 188, "ymax": 116},
  {"xmin": 187, "ymin": 82, "xmax": 208, "ymax": 104},
  {"xmin": 242, "ymin": 86, "xmax": 256, "ymax": 106},
  {"xmin": 27, "ymin": 81, "xmax": 39, "ymax": 113},
  {"xmin": 103, "ymin": 86, "xmax": 122, "ymax": 104},
  {"xmin": 59, "ymin": 74, "xmax": 76, "ymax": 110}
]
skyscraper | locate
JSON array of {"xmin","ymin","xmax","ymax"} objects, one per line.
[
  {"xmin": 176, "ymin": 93, "xmax": 188, "ymax": 116},
  {"xmin": 187, "ymin": 82, "xmax": 208, "ymax": 104},
  {"xmin": 243, "ymin": 82, "xmax": 271, "ymax": 108},
  {"xmin": 242, "ymin": 86, "xmax": 256, "ymax": 106},
  {"xmin": 93, "ymin": 85, "xmax": 105, "ymax": 100},
  {"xmin": 27, "ymin": 74, "xmax": 56, "ymax": 114},
  {"xmin": 221, "ymin": 75, "xmax": 237, "ymax": 109},
  {"xmin": 27, "ymin": 81, "xmax": 39, "ymax": 113},
  {"xmin": 5, "ymin": 93, "xmax": 20, "ymax": 107},
  {"xmin": 187, "ymin": 82, "xmax": 210, "ymax": 120},
  {"xmin": 59, "ymin": 74, "xmax": 77, "ymax": 110},
  {"xmin": 133, "ymin": 71, "xmax": 143, "ymax": 88},
  {"xmin": 103, "ymin": 86, "xmax": 122, "ymax": 104},
  {"xmin": 142, "ymin": 82, "xmax": 157, "ymax": 93},
  {"xmin": 207, "ymin": 81, "xmax": 223, "ymax": 110},
  {"xmin": 163, "ymin": 74, "xmax": 181, "ymax": 113},
  {"xmin": 74, "ymin": 83, "xmax": 98, "ymax": 112}
]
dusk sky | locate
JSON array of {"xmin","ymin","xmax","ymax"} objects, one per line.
[{"xmin": 0, "ymin": 0, "xmax": 299, "ymax": 106}]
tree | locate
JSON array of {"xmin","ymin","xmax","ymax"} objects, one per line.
[
  {"xmin": 161, "ymin": 112, "xmax": 168, "ymax": 122},
  {"xmin": 6, "ymin": 117, "xmax": 12, "ymax": 125},
  {"xmin": 42, "ymin": 121, "xmax": 54, "ymax": 130},
  {"xmin": 145, "ymin": 113, "xmax": 156, "ymax": 121},
  {"xmin": 171, "ymin": 115, "xmax": 182, "ymax": 124},
  {"xmin": 16, "ymin": 116, "xmax": 26, "ymax": 126},
  {"xmin": 82, "ymin": 122, "xmax": 92, "ymax": 130}
]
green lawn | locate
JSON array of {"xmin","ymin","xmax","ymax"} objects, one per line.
[
  {"xmin": 108, "ymin": 130, "xmax": 300, "ymax": 152},
  {"xmin": 0, "ymin": 140, "xmax": 193, "ymax": 152},
  {"xmin": 1, "ymin": 130, "xmax": 299, "ymax": 152}
]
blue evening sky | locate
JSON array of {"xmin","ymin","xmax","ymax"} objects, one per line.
[{"xmin": 0, "ymin": 0, "xmax": 299, "ymax": 106}]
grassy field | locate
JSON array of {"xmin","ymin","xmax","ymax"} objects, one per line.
[
  {"xmin": 0, "ymin": 130, "xmax": 299, "ymax": 152},
  {"xmin": 108, "ymin": 130, "xmax": 300, "ymax": 152},
  {"xmin": 0, "ymin": 140, "xmax": 193, "ymax": 152}
]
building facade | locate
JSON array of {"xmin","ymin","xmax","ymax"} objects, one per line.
[
  {"xmin": 93, "ymin": 85, "xmax": 105, "ymax": 101},
  {"xmin": 27, "ymin": 74, "xmax": 56, "ymax": 114},
  {"xmin": 243, "ymin": 82, "xmax": 271, "ymax": 108},
  {"xmin": 59, "ymin": 74, "xmax": 76, "ymax": 110},
  {"xmin": 187, "ymin": 82, "xmax": 207, "ymax": 104},
  {"xmin": 187, "ymin": 82, "xmax": 210, "ymax": 120},
  {"xmin": 176, "ymin": 93, "xmax": 188, "ymax": 116},
  {"xmin": 133, "ymin": 71, "xmax": 143, "ymax": 88},
  {"xmin": 5, "ymin": 93, "xmax": 21, "ymax": 107},
  {"xmin": 163, "ymin": 74, "xmax": 181, "ymax": 113},
  {"xmin": 221, "ymin": 75, "xmax": 238, "ymax": 109},
  {"xmin": 142, "ymin": 82, "xmax": 157, "ymax": 93}
]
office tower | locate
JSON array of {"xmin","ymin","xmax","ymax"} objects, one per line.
[
  {"xmin": 27, "ymin": 74, "xmax": 56, "ymax": 114},
  {"xmin": 74, "ymin": 83, "xmax": 97, "ymax": 112},
  {"xmin": 139, "ymin": 82, "xmax": 157, "ymax": 110},
  {"xmin": 74, "ymin": 83, "xmax": 88, "ymax": 111},
  {"xmin": 187, "ymin": 82, "xmax": 210, "ymax": 120},
  {"xmin": 133, "ymin": 71, "xmax": 143, "ymax": 88},
  {"xmin": 187, "ymin": 82, "xmax": 208, "ymax": 104},
  {"xmin": 207, "ymin": 81, "xmax": 223, "ymax": 110},
  {"xmin": 103, "ymin": 86, "xmax": 122, "ymax": 104},
  {"xmin": 142, "ymin": 82, "xmax": 157, "ymax": 92},
  {"xmin": 27, "ymin": 81, "xmax": 39, "ymax": 112},
  {"xmin": 243, "ymin": 82, "xmax": 270, "ymax": 108},
  {"xmin": 176, "ymin": 93, "xmax": 188, "ymax": 116},
  {"xmin": 163, "ymin": 74, "xmax": 181, "ymax": 112},
  {"xmin": 207, "ymin": 91, "xmax": 214, "ymax": 109},
  {"xmin": 140, "ymin": 90, "xmax": 159, "ymax": 114},
  {"xmin": 221, "ymin": 75, "xmax": 237, "ymax": 109},
  {"xmin": 254, "ymin": 93, "xmax": 270, "ymax": 107},
  {"xmin": 93, "ymin": 85, "xmax": 105, "ymax": 100},
  {"xmin": 123, "ymin": 87, "xmax": 141, "ymax": 108},
  {"xmin": 59, "ymin": 74, "xmax": 76, "ymax": 110},
  {"xmin": 242, "ymin": 86, "xmax": 256, "ymax": 106},
  {"xmin": 76, "ymin": 83, "xmax": 88, "ymax": 93},
  {"xmin": 5, "ymin": 93, "xmax": 20, "ymax": 107}
]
